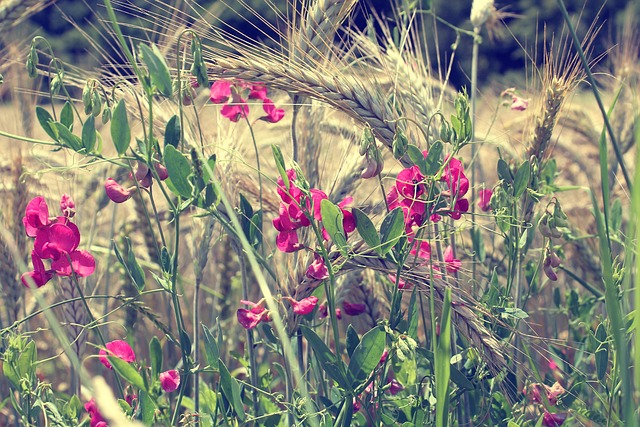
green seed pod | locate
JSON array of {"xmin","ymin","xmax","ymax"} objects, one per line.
[
  {"xmin": 101, "ymin": 106, "xmax": 111, "ymax": 125},
  {"xmin": 26, "ymin": 45, "xmax": 38, "ymax": 78},
  {"xmin": 82, "ymin": 83, "xmax": 92, "ymax": 115},
  {"xmin": 91, "ymin": 89, "xmax": 102, "ymax": 117},
  {"xmin": 50, "ymin": 71, "xmax": 63, "ymax": 96}
]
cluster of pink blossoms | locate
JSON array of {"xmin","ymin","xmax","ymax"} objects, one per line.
[
  {"xmin": 237, "ymin": 295, "xmax": 320, "ymax": 330},
  {"xmin": 387, "ymin": 154, "xmax": 470, "ymax": 229},
  {"xmin": 525, "ymin": 381, "xmax": 568, "ymax": 426},
  {"xmin": 105, "ymin": 160, "xmax": 169, "ymax": 204},
  {"xmin": 209, "ymin": 80, "xmax": 284, "ymax": 123},
  {"xmin": 272, "ymin": 168, "xmax": 355, "ymax": 255},
  {"xmin": 21, "ymin": 195, "xmax": 95, "ymax": 287}
]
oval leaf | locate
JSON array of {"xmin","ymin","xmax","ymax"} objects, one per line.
[
  {"xmin": 164, "ymin": 145, "xmax": 194, "ymax": 198},
  {"xmin": 379, "ymin": 207, "xmax": 405, "ymax": 255},
  {"xmin": 35, "ymin": 107, "xmax": 58, "ymax": 141},
  {"xmin": 164, "ymin": 115, "xmax": 181, "ymax": 149},
  {"xmin": 108, "ymin": 356, "xmax": 146, "ymax": 391},
  {"xmin": 353, "ymin": 208, "xmax": 381, "ymax": 252},
  {"xmin": 82, "ymin": 115, "xmax": 96, "ymax": 152},
  {"xmin": 347, "ymin": 325, "xmax": 386, "ymax": 389},
  {"xmin": 111, "ymin": 99, "xmax": 131, "ymax": 155},
  {"xmin": 513, "ymin": 160, "xmax": 530, "ymax": 198},
  {"xmin": 321, "ymin": 199, "xmax": 348, "ymax": 254},
  {"xmin": 139, "ymin": 44, "xmax": 173, "ymax": 97},
  {"xmin": 425, "ymin": 140, "xmax": 443, "ymax": 176},
  {"xmin": 219, "ymin": 361, "xmax": 246, "ymax": 422}
]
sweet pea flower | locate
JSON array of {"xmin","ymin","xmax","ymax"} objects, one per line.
[
  {"xmin": 99, "ymin": 340, "xmax": 136, "ymax": 369},
  {"xmin": 23, "ymin": 196, "xmax": 50, "ymax": 237},
  {"xmin": 260, "ymin": 99, "xmax": 285, "ymax": 123},
  {"xmin": 209, "ymin": 80, "xmax": 232, "ymax": 103},
  {"xmin": 220, "ymin": 92, "xmax": 249, "ymax": 122},
  {"xmin": 60, "ymin": 194, "xmax": 75, "ymax": 218},
  {"xmin": 105, "ymin": 178, "xmax": 133, "ymax": 203},
  {"xmin": 306, "ymin": 254, "xmax": 329, "ymax": 280},
  {"xmin": 285, "ymin": 296, "xmax": 319, "ymax": 315},
  {"xmin": 237, "ymin": 299, "xmax": 270, "ymax": 329},
  {"xmin": 542, "ymin": 412, "xmax": 567, "ymax": 427},
  {"xmin": 159, "ymin": 369, "xmax": 181, "ymax": 393},
  {"xmin": 396, "ymin": 166, "xmax": 425, "ymax": 200},
  {"xmin": 342, "ymin": 301, "xmax": 367, "ymax": 316},
  {"xmin": 85, "ymin": 398, "xmax": 108, "ymax": 427},
  {"xmin": 511, "ymin": 95, "xmax": 529, "ymax": 111},
  {"xmin": 21, "ymin": 252, "xmax": 54, "ymax": 288},
  {"xmin": 388, "ymin": 379, "xmax": 404, "ymax": 395},
  {"xmin": 444, "ymin": 246, "xmax": 461, "ymax": 273},
  {"xmin": 478, "ymin": 189, "xmax": 493, "ymax": 212}
]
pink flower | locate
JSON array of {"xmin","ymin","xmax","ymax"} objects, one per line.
[
  {"xmin": 396, "ymin": 166, "xmax": 425, "ymax": 200},
  {"xmin": 209, "ymin": 80, "xmax": 232, "ymax": 103},
  {"xmin": 220, "ymin": 94, "xmax": 249, "ymax": 122},
  {"xmin": 306, "ymin": 254, "xmax": 329, "ymax": 280},
  {"xmin": 275, "ymin": 229, "xmax": 303, "ymax": 252},
  {"xmin": 276, "ymin": 169, "xmax": 302, "ymax": 204},
  {"xmin": 159, "ymin": 369, "xmax": 181, "ymax": 393},
  {"xmin": 318, "ymin": 304, "xmax": 328, "ymax": 319},
  {"xmin": 260, "ymin": 98, "xmax": 285, "ymax": 123},
  {"xmin": 388, "ymin": 378, "xmax": 404, "ymax": 395},
  {"xmin": 237, "ymin": 300, "xmax": 270, "ymax": 329},
  {"xmin": 443, "ymin": 246, "xmax": 461, "ymax": 273},
  {"xmin": 286, "ymin": 296, "xmax": 319, "ymax": 315},
  {"xmin": 248, "ymin": 84, "xmax": 268, "ymax": 101},
  {"xmin": 477, "ymin": 189, "xmax": 493, "ymax": 212},
  {"xmin": 338, "ymin": 196, "xmax": 356, "ymax": 234},
  {"xmin": 51, "ymin": 250, "xmax": 96, "ymax": 277},
  {"xmin": 60, "ymin": 194, "xmax": 75, "ymax": 218},
  {"xmin": 23, "ymin": 196, "xmax": 51, "ymax": 237},
  {"xmin": 511, "ymin": 95, "xmax": 529, "ymax": 111},
  {"xmin": 542, "ymin": 412, "xmax": 567, "ymax": 427},
  {"xmin": 85, "ymin": 398, "xmax": 108, "ymax": 427},
  {"xmin": 21, "ymin": 252, "xmax": 54, "ymax": 288},
  {"xmin": 342, "ymin": 301, "xmax": 367, "ymax": 316},
  {"xmin": 99, "ymin": 340, "xmax": 136, "ymax": 369},
  {"xmin": 34, "ymin": 222, "xmax": 79, "ymax": 261},
  {"xmin": 154, "ymin": 161, "xmax": 169, "ymax": 181},
  {"xmin": 105, "ymin": 178, "xmax": 132, "ymax": 203},
  {"xmin": 335, "ymin": 308, "xmax": 342, "ymax": 319}
]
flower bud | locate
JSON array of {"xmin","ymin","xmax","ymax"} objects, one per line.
[
  {"xmin": 105, "ymin": 178, "xmax": 133, "ymax": 203},
  {"xmin": 60, "ymin": 193, "xmax": 75, "ymax": 218}
]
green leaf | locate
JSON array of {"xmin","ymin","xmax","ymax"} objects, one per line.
[
  {"xmin": 271, "ymin": 144, "xmax": 289, "ymax": 189},
  {"xmin": 497, "ymin": 159, "xmax": 513, "ymax": 184},
  {"xmin": 406, "ymin": 144, "xmax": 427, "ymax": 175},
  {"xmin": 82, "ymin": 115, "xmax": 96, "ymax": 152},
  {"xmin": 346, "ymin": 325, "xmax": 360, "ymax": 358},
  {"xmin": 301, "ymin": 325, "xmax": 349, "ymax": 389},
  {"xmin": 164, "ymin": 115, "xmax": 181, "ymax": 149},
  {"xmin": 595, "ymin": 322, "xmax": 609, "ymax": 382},
  {"xmin": 109, "ymin": 356, "xmax": 146, "ymax": 391},
  {"xmin": 202, "ymin": 325, "xmax": 220, "ymax": 370},
  {"xmin": 111, "ymin": 99, "xmax": 131, "ymax": 155},
  {"xmin": 53, "ymin": 122, "xmax": 82, "ymax": 151},
  {"xmin": 321, "ymin": 199, "xmax": 348, "ymax": 255},
  {"xmin": 379, "ymin": 207, "xmax": 405, "ymax": 255},
  {"xmin": 347, "ymin": 326, "xmax": 386, "ymax": 389},
  {"xmin": 513, "ymin": 160, "xmax": 530, "ymax": 198},
  {"xmin": 149, "ymin": 337, "xmax": 162, "ymax": 378},
  {"xmin": 60, "ymin": 101, "xmax": 74, "ymax": 130},
  {"xmin": 353, "ymin": 208, "xmax": 381, "ymax": 252},
  {"xmin": 35, "ymin": 107, "xmax": 57, "ymax": 140},
  {"xmin": 219, "ymin": 361, "xmax": 245, "ymax": 422},
  {"xmin": 435, "ymin": 288, "xmax": 452, "ymax": 427},
  {"xmin": 471, "ymin": 227, "xmax": 485, "ymax": 263},
  {"xmin": 138, "ymin": 391, "xmax": 156, "ymax": 425},
  {"xmin": 139, "ymin": 44, "xmax": 173, "ymax": 97},
  {"xmin": 164, "ymin": 145, "xmax": 194, "ymax": 198},
  {"xmin": 425, "ymin": 140, "xmax": 443, "ymax": 176},
  {"xmin": 160, "ymin": 247, "xmax": 172, "ymax": 274},
  {"xmin": 125, "ymin": 237, "xmax": 146, "ymax": 291},
  {"xmin": 337, "ymin": 398, "xmax": 354, "ymax": 427},
  {"xmin": 407, "ymin": 286, "xmax": 419, "ymax": 340}
]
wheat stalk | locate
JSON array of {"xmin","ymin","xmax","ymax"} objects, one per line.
[{"xmin": 0, "ymin": 0, "xmax": 53, "ymax": 33}]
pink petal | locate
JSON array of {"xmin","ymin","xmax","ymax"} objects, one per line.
[
  {"xmin": 105, "ymin": 178, "xmax": 133, "ymax": 203},
  {"xmin": 342, "ymin": 301, "xmax": 367, "ymax": 316},
  {"xmin": 276, "ymin": 230, "xmax": 302, "ymax": 252},
  {"xmin": 34, "ymin": 223, "xmax": 78, "ymax": 260},
  {"xmin": 159, "ymin": 369, "xmax": 181, "ymax": 393},
  {"xmin": 248, "ymin": 84, "xmax": 268, "ymax": 100},
  {"xmin": 237, "ymin": 308, "xmax": 264, "ymax": 329},
  {"xmin": 477, "ymin": 189, "xmax": 493, "ymax": 212},
  {"xmin": 60, "ymin": 194, "xmax": 75, "ymax": 218},
  {"xmin": 52, "ymin": 250, "xmax": 96, "ymax": 277},
  {"xmin": 23, "ymin": 196, "xmax": 50, "ymax": 237},
  {"xmin": 259, "ymin": 98, "xmax": 285, "ymax": 123},
  {"xmin": 306, "ymin": 255, "xmax": 329, "ymax": 280},
  {"xmin": 99, "ymin": 340, "xmax": 136, "ymax": 369},
  {"xmin": 209, "ymin": 80, "xmax": 232, "ymax": 104},
  {"xmin": 289, "ymin": 296, "xmax": 319, "ymax": 315}
]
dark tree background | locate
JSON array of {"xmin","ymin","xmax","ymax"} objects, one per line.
[{"xmin": 19, "ymin": 0, "xmax": 640, "ymax": 88}]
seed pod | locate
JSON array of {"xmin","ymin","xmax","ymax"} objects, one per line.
[
  {"xmin": 91, "ymin": 89, "xmax": 102, "ymax": 117},
  {"xmin": 543, "ymin": 257, "xmax": 558, "ymax": 281},
  {"xmin": 538, "ymin": 213, "xmax": 553, "ymax": 238},
  {"xmin": 548, "ymin": 251, "xmax": 561, "ymax": 268},
  {"xmin": 82, "ymin": 82, "xmax": 93, "ymax": 115},
  {"xmin": 26, "ymin": 45, "xmax": 38, "ymax": 78},
  {"xmin": 102, "ymin": 106, "xmax": 111, "ymax": 125}
]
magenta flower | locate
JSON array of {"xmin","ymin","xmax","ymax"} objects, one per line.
[
  {"xmin": 21, "ymin": 252, "xmax": 54, "ymax": 288},
  {"xmin": 276, "ymin": 169, "xmax": 302, "ymax": 203},
  {"xmin": 60, "ymin": 194, "xmax": 75, "ymax": 218},
  {"xmin": 306, "ymin": 254, "xmax": 329, "ymax": 280},
  {"xmin": 260, "ymin": 99, "xmax": 285, "ymax": 123},
  {"xmin": 209, "ymin": 80, "xmax": 232, "ymax": 103},
  {"xmin": 105, "ymin": 178, "xmax": 133, "ymax": 203},
  {"xmin": 159, "ymin": 369, "xmax": 181, "ymax": 393},
  {"xmin": 220, "ymin": 92, "xmax": 249, "ymax": 122},
  {"xmin": 477, "ymin": 189, "xmax": 493, "ymax": 212},
  {"xmin": 285, "ymin": 296, "xmax": 319, "ymax": 315},
  {"xmin": 85, "ymin": 398, "xmax": 108, "ymax": 427},
  {"xmin": 248, "ymin": 84, "xmax": 268, "ymax": 101},
  {"xmin": 23, "ymin": 196, "xmax": 50, "ymax": 238},
  {"xmin": 388, "ymin": 378, "xmax": 404, "ymax": 395},
  {"xmin": 443, "ymin": 246, "xmax": 461, "ymax": 273},
  {"xmin": 542, "ymin": 412, "xmax": 567, "ymax": 427},
  {"xmin": 511, "ymin": 95, "xmax": 529, "ymax": 111},
  {"xmin": 342, "ymin": 301, "xmax": 367, "ymax": 316},
  {"xmin": 99, "ymin": 340, "xmax": 136, "ymax": 369},
  {"xmin": 396, "ymin": 166, "xmax": 425, "ymax": 200},
  {"xmin": 237, "ymin": 300, "xmax": 270, "ymax": 329}
]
